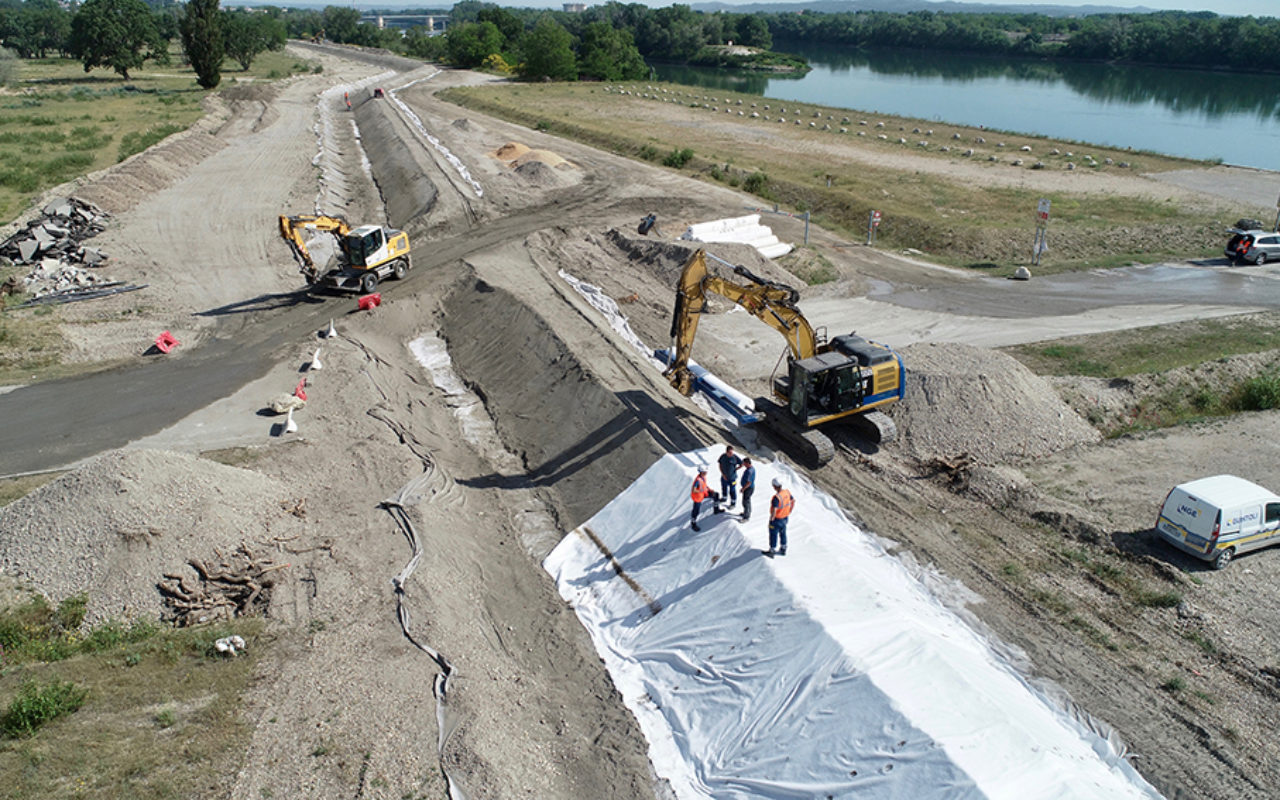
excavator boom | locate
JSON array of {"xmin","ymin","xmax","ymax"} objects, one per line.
[
  {"xmin": 666, "ymin": 249, "xmax": 818, "ymax": 394},
  {"xmin": 663, "ymin": 248, "xmax": 903, "ymax": 465}
]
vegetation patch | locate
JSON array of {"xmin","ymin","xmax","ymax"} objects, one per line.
[
  {"xmin": 0, "ymin": 590, "xmax": 263, "ymax": 798},
  {"xmin": 1006, "ymin": 315, "xmax": 1280, "ymax": 378},
  {"xmin": 687, "ymin": 46, "xmax": 810, "ymax": 73}
]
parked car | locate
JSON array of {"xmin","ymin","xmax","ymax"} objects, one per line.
[
  {"xmin": 1156, "ymin": 475, "xmax": 1280, "ymax": 569},
  {"xmin": 1225, "ymin": 228, "xmax": 1280, "ymax": 265}
]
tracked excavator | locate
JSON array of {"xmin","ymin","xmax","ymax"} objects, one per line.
[
  {"xmin": 278, "ymin": 214, "xmax": 411, "ymax": 293},
  {"xmin": 662, "ymin": 248, "xmax": 904, "ymax": 465}
]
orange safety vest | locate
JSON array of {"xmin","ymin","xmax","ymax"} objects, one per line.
[
  {"xmin": 771, "ymin": 489, "xmax": 794, "ymax": 520},
  {"xmin": 691, "ymin": 475, "xmax": 709, "ymax": 502}
]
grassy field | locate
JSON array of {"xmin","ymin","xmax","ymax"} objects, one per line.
[
  {"xmin": 440, "ymin": 82, "xmax": 1238, "ymax": 275},
  {"xmin": 0, "ymin": 47, "xmax": 316, "ymax": 223},
  {"xmin": 0, "ymin": 591, "xmax": 264, "ymax": 799}
]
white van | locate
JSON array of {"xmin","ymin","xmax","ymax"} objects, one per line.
[{"xmin": 1156, "ymin": 475, "xmax": 1280, "ymax": 569}]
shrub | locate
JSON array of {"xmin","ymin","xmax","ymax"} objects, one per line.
[
  {"xmin": 743, "ymin": 171, "xmax": 769, "ymax": 194},
  {"xmin": 1234, "ymin": 371, "xmax": 1280, "ymax": 411},
  {"xmin": 637, "ymin": 144, "xmax": 658, "ymax": 161},
  {"xmin": 1, "ymin": 679, "xmax": 88, "ymax": 738},
  {"xmin": 662, "ymin": 147, "xmax": 693, "ymax": 168}
]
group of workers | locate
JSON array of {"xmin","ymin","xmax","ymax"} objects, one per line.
[{"xmin": 689, "ymin": 445, "xmax": 795, "ymax": 557}]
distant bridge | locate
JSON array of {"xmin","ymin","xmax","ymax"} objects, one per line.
[{"xmin": 360, "ymin": 14, "xmax": 449, "ymax": 33}]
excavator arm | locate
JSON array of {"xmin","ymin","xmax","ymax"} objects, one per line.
[
  {"xmin": 664, "ymin": 248, "xmax": 818, "ymax": 396},
  {"xmin": 278, "ymin": 214, "xmax": 352, "ymax": 283}
]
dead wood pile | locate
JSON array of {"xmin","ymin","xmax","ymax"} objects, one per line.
[{"xmin": 159, "ymin": 545, "xmax": 287, "ymax": 627}]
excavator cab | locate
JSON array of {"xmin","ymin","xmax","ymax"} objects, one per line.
[
  {"xmin": 344, "ymin": 226, "xmax": 385, "ymax": 267},
  {"xmin": 784, "ymin": 354, "xmax": 867, "ymax": 422}
]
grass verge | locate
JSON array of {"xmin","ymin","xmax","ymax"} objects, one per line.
[
  {"xmin": 439, "ymin": 82, "xmax": 1235, "ymax": 273},
  {"xmin": 1004, "ymin": 314, "xmax": 1280, "ymax": 378}
]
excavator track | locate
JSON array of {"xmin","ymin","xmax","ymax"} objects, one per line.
[
  {"xmin": 848, "ymin": 410, "xmax": 898, "ymax": 444},
  {"xmin": 757, "ymin": 398, "xmax": 836, "ymax": 467}
]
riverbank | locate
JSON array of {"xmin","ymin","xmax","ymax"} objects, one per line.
[{"xmin": 443, "ymin": 80, "xmax": 1269, "ymax": 274}]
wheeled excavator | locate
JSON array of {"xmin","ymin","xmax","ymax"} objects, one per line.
[
  {"xmin": 663, "ymin": 248, "xmax": 904, "ymax": 465},
  {"xmin": 278, "ymin": 214, "xmax": 411, "ymax": 293}
]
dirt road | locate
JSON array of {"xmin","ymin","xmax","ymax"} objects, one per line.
[{"xmin": 3, "ymin": 45, "xmax": 1280, "ymax": 799}]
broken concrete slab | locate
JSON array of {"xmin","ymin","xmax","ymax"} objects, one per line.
[{"xmin": 17, "ymin": 239, "xmax": 38, "ymax": 263}]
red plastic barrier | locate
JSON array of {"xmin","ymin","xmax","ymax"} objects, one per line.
[
  {"xmin": 294, "ymin": 377, "xmax": 307, "ymax": 402},
  {"xmin": 357, "ymin": 293, "xmax": 382, "ymax": 311},
  {"xmin": 154, "ymin": 331, "xmax": 179, "ymax": 353}
]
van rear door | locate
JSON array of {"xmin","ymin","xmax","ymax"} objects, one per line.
[{"xmin": 1158, "ymin": 488, "xmax": 1219, "ymax": 551}]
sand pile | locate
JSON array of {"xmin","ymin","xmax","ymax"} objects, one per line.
[
  {"xmin": 0, "ymin": 449, "xmax": 307, "ymax": 624},
  {"xmin": 513, "ymin": 149, "xmax": 570, "ymax": 169},
  {"xmin": 894, "ymin": 342, "xmax": 1100, "ymax": 464},
  {"xmin": 491, "ymin": 141, "xmax": 530, "ymax": 162}
]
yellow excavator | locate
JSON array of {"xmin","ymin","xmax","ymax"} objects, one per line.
[
  {"xmin": 278, "ymin": 214, "xmax": 411, "ymax": 293},
  {"xmin": 662, "ymin": 248, "xmax": 904, "ymax": 465}
]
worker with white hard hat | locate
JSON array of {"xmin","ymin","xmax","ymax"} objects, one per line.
[
  {"xmin": 765, "ymin": 477, "xmax": 795, "ymax": 557},
  {"xmin": 690, "ymin": 464, "xmax": 711, "ymax": 532}
]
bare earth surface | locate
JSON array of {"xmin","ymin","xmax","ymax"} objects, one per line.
[{"xmin": 3, "ymin": 44, "xmax": 1280, "ymax": 799}]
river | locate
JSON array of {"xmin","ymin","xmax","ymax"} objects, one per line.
[{"xmin": 652, "ymin": 44, "xmax": 1280, "ymax": 171}]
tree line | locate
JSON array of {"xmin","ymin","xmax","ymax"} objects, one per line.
[
  {"xmin": 353, "ymin": 3, "xmax": 1280, "ymax": 80},
  {"xmin": 0, "ymin": 0, "xmax": 286, "ymax": 84},
  {"xmin": 382, "ymin": 1, "xmax": 776, "ymax": 82},
  {"xmin": 760, "ymin": 9, "xmax": 1280, "ymax": 73}
]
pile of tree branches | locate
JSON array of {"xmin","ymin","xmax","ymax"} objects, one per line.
[{"xmin": 158, "ymin": 546, "xmax": 287, "ymax": 627}]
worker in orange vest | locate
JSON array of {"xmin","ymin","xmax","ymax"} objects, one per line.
[
  {"xmin": 765, "ymin": 478, "xmax": 794, "ymax": 557},
  {"xmin": 690, "ymin": 465, "xmax": 711, "ymax": 532}
]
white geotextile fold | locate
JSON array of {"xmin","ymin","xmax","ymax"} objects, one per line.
[{"xmin": 544, "ymin": 448, "xmax": 1162, "ymax": 800}]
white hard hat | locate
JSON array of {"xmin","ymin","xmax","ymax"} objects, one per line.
[
  {"xmin": 772, "ymin": 478, "xmax": 782, "ymax": 488},
  {"xmin": 698, "ymin": 464, "xmax": 708, "ymax": 472}
]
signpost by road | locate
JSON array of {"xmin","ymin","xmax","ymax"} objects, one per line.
[
  {"xmin": 867, "ymin": 210, "xmax": 881, "ymax": 245},
  {"xmin": 1033, "ymin": 198, "xmax": 1051, "ymax": 266}
]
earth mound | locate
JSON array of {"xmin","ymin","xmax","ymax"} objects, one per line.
[
  {"xmin": 894, "ymin": 342, "xmax": 1100, "ymax": 464},
  {"xmin": 513, "ymin": 159, "xmax": 563, "ymax": 187},
  {"xmin": 0, "ymin": 449, "xmax": 306, "ymax": 624}
]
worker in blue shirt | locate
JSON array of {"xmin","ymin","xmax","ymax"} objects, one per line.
[
  {"xmin": 739, "ymin": 457, "xmax": 756, "ymax": 521},
  {"xmin": 717, "ymin": 445, "xmax": 743, "ymax": 509}
]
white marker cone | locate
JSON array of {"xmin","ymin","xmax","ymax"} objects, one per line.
[
  {"xmin": 325, "ymin": 319, "xmax": 337, "ymax": 339},
  {"xmin": 310, "ymin": 347, "xmax": 323, "ymax": 371},
  {"xmin": 285, "ymin": 408, "xmax": 298, "ymax": 434}
]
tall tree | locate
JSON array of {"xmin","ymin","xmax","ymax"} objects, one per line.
[
  {"xmin": 21, "ymin": 0, "xmax": 71, "ymax": 58},
  {"xmin": 517, "ymin": 17, "xmax": 575, "ymax": 81},
  {"xmin": 67, "ymin": 0, "xmax": 166, "ymax": 79},
  {"xmin": 577, "ymin": 21, "xmax": 645, "ymax": 81},
  {"xmin": 222, "ymin": 11, "xmax": 284, "ymax": 71},
  {"xmin": 444, "ymin": 21, "xmax": 503, "ymax": 68},
  {"xmin": 180, "ymin": 0, "xmax": 223, "ymax": 89}
]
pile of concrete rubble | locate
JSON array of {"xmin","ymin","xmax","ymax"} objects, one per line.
[{"xmin": 1, "ymin": 196, "xmax": 120, "ymax": 300}]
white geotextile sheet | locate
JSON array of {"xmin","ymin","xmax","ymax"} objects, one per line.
[{"xmin": 544, "ymin": 448, "xmax": 1162, "ymax": 800}]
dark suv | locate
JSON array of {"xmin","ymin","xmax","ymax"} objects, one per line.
[{"xmin": 1226, "ymin": 228, "xmax": 1280, "ymax": 265}]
